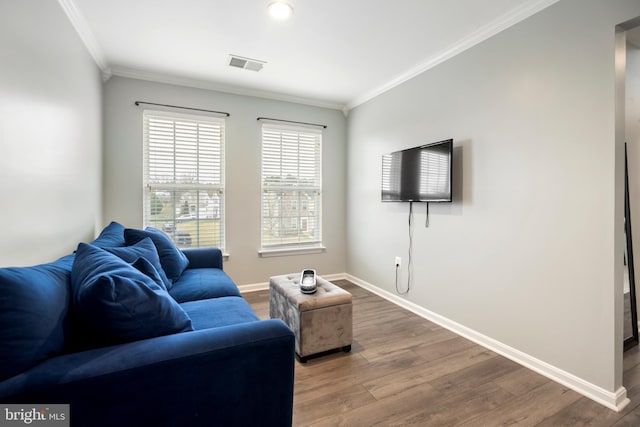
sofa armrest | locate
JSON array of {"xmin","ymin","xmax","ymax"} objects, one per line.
[
  {"xmin": 182, "ymin": 247, "xmax": 223, "ymax": 269},
  {"xmin": 0, "ymin": 320, "xmax": 294, "ymax": 427}
]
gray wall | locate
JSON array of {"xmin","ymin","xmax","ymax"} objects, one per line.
[
  {"xmin": 347, "ymin": 0, "xmax": 640, "ymax": 393},
  {"xmin": 0, "ymin": 0, "xmax": 103, "ymax": 267},
  {"xmin": 103, "ymin": 76, "xmax": 347, "ymax": 285}
]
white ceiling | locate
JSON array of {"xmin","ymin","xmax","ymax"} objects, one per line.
[{"xmin": 63, "ymin": 0, "xmax": 560, "ymax": 110}]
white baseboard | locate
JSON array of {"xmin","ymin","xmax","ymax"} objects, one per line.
[
  {"xmin": 238, "ymin": 273, "xmax": 349, "ymax": 294},
  {"xmin": 238, "ymin": 282, "xmax": 269, "ymax": 293},
  {"xmin": 238, "ymin": 271, "xmax": 627, "ymax": 411},
  {"xmin": 342, "ymin": 273, "xmax": 629, "ymax": 412}
]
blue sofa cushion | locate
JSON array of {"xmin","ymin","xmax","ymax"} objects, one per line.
[
  {"xmin": 105, "ymin": 237, "xmax": 171, "ymax": 291},
  {"xmin": 0, "ymin": 261, "xmax": 70, "ymax": 381},
  {"xmin": 169, "ymin": 268, "xmax": 241, "ymax": 303},
  {"xmin": 90, "ymin": 221, "xmax": 126, "ymax": 248},
  {"xmin": 54, "ymin": 253, "xmax": 76, "ymax": 271},
  {"xmin": 180, "ymin": 296, "xmax": 259, "ymax": 330},
  {"xmin": 125, "ymin": 227, "xmax": 189, "ymax": 286},
  {"xmin": 71, "ymin": 243, "xmax": 193, "ymax": 346}
]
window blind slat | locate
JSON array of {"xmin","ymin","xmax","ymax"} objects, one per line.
[
  {"xmin": 143, "ymin": 111, "xmax": 225, "ymax": 250},
  {"xmin": 260, "ymin": 123, "xmax": 322, "ymax": 250}
]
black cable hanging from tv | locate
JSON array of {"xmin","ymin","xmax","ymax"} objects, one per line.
[
  {"xmin": 408, "ymin": 201, "xmax": 413, "ymax": 294},
  {"xmin": 257, "ymin": 117, "xmax": 327, "ymax": 129},
  {"xmin": 425, "ymin": 202, "xmax": 430, "ymax": 228},
  {"xmin": 396, "ymin": 202, "xmax": 413, "ymax": 295},
  {"xmin": 134, "ymin": 101, "xmax": 230, "ymax": 117}
]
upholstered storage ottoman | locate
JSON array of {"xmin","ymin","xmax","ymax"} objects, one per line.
[{"xmin": 269, "ymin": 274, "xmax": 352, "ymax": 362}]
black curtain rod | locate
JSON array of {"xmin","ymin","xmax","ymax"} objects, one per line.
[
  {"xmin": 257, "ymin": 117, "xmax": 327, "ymax": 129},
  {"xmin": 134, "ymin": 101, "xmax": 230, "ymax": 117}
]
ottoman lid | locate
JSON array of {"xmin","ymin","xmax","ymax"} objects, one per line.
[{"xmin": 270, "ymin": 274, "xmax": 352, "ymax": 311}]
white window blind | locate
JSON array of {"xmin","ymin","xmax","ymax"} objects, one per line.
[
  {"xmin": 143, "ymin": 110, "xmax": 225, "ymax": 250},
  {"xmin": 261, "ymin": 123, "xmax": 322, "ymax": 250}
]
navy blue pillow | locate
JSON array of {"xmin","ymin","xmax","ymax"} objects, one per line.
[
  {"xmin": 131, "ymin": 256, "xmax": 167, "ymax": 290},
  {"xmin": 104, "ymin": 237, "xmax": 171, "ymax": 291},
  {"xmin": 71, "ymin": 243, "xmax": 193, "ymax": 346},
  {"xmin": 91, "ymin": 221, "xmax": 125, "ymax": 248},
  {"xmin": 124, "ymin": 227, "xmax": 189, "ymax": 284},
  {"xmin": 0, "ymin": 261, "xmax": 70, "ymax": 380}
]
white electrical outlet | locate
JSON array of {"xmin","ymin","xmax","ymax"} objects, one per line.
[{"xmin": 395, "ymin": 256, "xmax": 402, "ymax": 268}]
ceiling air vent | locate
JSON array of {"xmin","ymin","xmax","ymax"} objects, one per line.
[{"xmin": 228, "ymin": 55, "xmax": 266, "ymax": 72}]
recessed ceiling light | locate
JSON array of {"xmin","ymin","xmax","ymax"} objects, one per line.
[{"xmin": 268, "ymin": 1, "xmax": 293, "ymax": 20}]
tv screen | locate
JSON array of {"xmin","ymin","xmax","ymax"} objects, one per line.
[{"xmin": 381, "ymin": 139, "xmax": 452, "ymax": 202}]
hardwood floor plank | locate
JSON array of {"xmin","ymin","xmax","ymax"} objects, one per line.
[
  {"xmin": 359, "ymin": 360, "xmax": 439, "ymax": 401},
  {"xmin": 394, "ymin": 381, "xmax": 516, "ymax": 427},
  {"xmin": 624, "ymin": 356, "xmax": 640, "ymax": 389},
  {"xmin": 411, "ymin": 335, "xmax": 478, "ymax": 362},
  {"xmin": 363, "ymin": 345, "xmax": 497, "ymax": 400},
  {"xmin": 428, "ymin": 356, "xmax": 521, "ymax": 394},
  {"xmin": 293, "ymin": 355, "xmax": 370, "ymax": 399},
  {"xmin": 243, "ymin": 279, "xmax": 637, "ymax": 426},
  {"xmin": 307, "ymin": 381, "xmax": 441, "ymax": 427},
  {"xmin": 492, "ymin": 365, "xmax": 551, "ymax": 397},
  {"xmin": 535, "ymin": 396, "xmax": 622, "ymax": 427},
  {"xmin": 293, "ymin": 383, "xmax": 377, "ymax": 426},
  {"xmin": 459, "ymin": 382, "xmax": 582, "ymax": 426},
  {"xmin": 623, "ymin": 345, "xmax": 640, "ymax": 372},
  {"xmin": 357, "ymin": 327, "xmax": 454, "ymax": 363},
  {"xmin": 294, "ymin": 349, "xmax": 426, "ymax": 400},
  {"xmin": 613, "ymin": 408, "xmax": 640, "ymax": 427}
]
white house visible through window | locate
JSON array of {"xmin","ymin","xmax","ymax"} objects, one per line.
[
  {"xmin": 261, "ymin": 123, "xmax": 322, "ymax": 251},
  {"xmin": 143, "ymin": 110, "xmax": 225, "ymax": 250}
]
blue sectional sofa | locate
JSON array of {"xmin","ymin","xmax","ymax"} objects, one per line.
[{"xmin": 0, "ymin": 222, "xmax": 295, "ymax": 427}]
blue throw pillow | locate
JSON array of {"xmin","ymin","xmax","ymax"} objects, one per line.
[
  {"xmin": 104, "ymin": 237, "xmax": 171, "ymax": 291},
  {"xmin": 71, "ymin": 243, "xmax": 193, "ymax": 346},
  {"xmin": 130, "ymin": 256, "xmax": 168, "ymax": 290},
  {"xmin": 124, "ymin": 227, "xmax": 189, "ymax": 283},
  {"xmin": 0, "ymin": 262, "xmax": 70, "ymax": 380},
  {"xmin": 91, "ymin": 221, "xmax": 125, "ymax": 248}
]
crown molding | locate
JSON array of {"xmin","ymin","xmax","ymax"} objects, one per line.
[
  {"xmin": 57, "ymin": 0, "xmax": 110, "ymax": 73},
  {"xmin": 58, "ymin": 0, "xmax": 558, "ymax": 114},
  {"xmin": 109, "ymin": 66, "xmax": 346, "ymax": 111},
  {"xmin": 55, "ymin": 0, "xmax": 341, "ymax": 109},
  {"xmin": 346, "ymin": 0, "xmax": 561, "ymax": 110}
]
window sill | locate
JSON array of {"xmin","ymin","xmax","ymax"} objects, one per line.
[{"xmin": 258, "ymin": 246, "xmax": 326, "ymax": 258}]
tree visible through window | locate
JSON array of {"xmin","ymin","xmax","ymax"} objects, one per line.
[
  {"xmin": 261, "ymin": 123, "xmax": 322, "ymax": 250},
  {"xmin": 143, "ymin": 110, "xmax": 225, "ymax": 249}
]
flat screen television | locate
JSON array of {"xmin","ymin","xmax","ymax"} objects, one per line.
[{"xmin": 381, "ymin": 139, "xmax": 453, "ymax": 202}]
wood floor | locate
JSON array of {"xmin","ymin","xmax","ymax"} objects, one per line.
[{"xmin": 243, "ymin": 280, "xmax": 640, "ymax": 426}]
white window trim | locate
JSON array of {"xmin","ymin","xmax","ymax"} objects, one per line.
[
  {"xmin": 258, "ymin": 246, "xmax": 326, "ymax": 258},
  {"xmin": 142, "ymin": 109, "xmax": 226, "ymax": 250},
  {"xmin": 260, "ymin": 123, "xmax": 323, "ymax": 253}
]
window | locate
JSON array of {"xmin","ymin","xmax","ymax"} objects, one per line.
[
  {"xmin": 261, "ymin": 123, "xmax": 322, "ymax": 252},
  {"xmin": 143, "ymin": 110, "xmax": 225, "ymax": 249}
]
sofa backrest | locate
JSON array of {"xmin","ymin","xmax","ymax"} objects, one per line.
[{"xmin": 0, "ymin": 255, "xmax": 74, "ymax": 381}]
